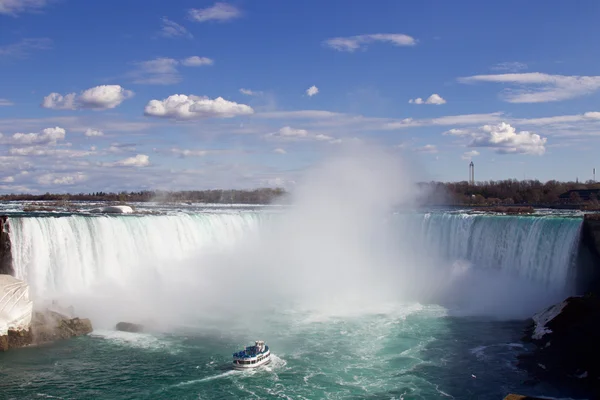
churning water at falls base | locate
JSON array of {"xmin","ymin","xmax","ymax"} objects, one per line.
[{"xmin": 0, "ymin": 211, "xmax": 587, "ymax": 399}]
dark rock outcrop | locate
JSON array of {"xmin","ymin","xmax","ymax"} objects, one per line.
[
  {"xmin": 0, "ymin": 310, "xmax": 93, "ymax": 352},
  {"xmin": 0, "ymin": 328, "xmax": 33, "ymax": 351},
  {"xmin": 518, "ymin": 295, "xmax": 600, "ymax": 398},
  {"xmin": 32, "ymin": 311, "xmax": 93, "ymax": 343},
  {"xmin": 116, "ymin": 321, "xmax": 144, "ymax": 333},
  {"xmin": 0, "ymin": 216, "xmax": 13, "ymax": 276},
  {"xmin": 579, "ymin": 214, "xmax": 600, "ymax": 294}
]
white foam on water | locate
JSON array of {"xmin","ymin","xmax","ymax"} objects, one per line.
[{"xmin": 89, "ymin": 329, "xmax": 181, "ymax": 354}]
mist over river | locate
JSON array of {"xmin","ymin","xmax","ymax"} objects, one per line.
[{"xmin": 0, "ymin": 153, "xmax": 588, "ymax": 399}]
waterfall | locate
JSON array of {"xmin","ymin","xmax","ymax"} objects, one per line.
[
  {"xmin": 8, "ymin": 213, "xmax": 266, "ymax": 298},
  {"xmin": 7, "ymin": 212, "xmax": 583, "ymax": 301},
  {"xmin": 401, "ymin": 213, "xmax": 582, "ymax": 291}
]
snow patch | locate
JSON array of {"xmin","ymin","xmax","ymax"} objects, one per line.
[
  {"xmin": 0, "ymin": 275, "xmax": 33, "ymax": 335},
  {"xmin": 532, "ymin": 300, "xmax": 568, "ymax": 340}
]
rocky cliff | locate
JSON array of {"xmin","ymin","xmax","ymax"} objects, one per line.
[
  {"xmin": 579, "ymin": 214, "xmax": 600, "ymax": 294},
  {"xmin": 518, "ymin": 295, "xmax": 600, "ymax": 398},
  {"xmin": 0, "ymin": 216, "xmax": 13, "ymax": 276}
]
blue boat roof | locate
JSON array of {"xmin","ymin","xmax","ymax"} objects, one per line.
[{"xmin": 233, "ymin": 345, "xmax": 269, "ymax": 358}]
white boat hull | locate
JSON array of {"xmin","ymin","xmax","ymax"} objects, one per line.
[{"xmin": 232, "ymin": 351, "xmax": 271, "ymax": 370}]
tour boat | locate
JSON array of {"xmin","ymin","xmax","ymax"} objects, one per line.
[{"xmin": 232, "ymin": 340, "xmax": 271, "ymax": 369}]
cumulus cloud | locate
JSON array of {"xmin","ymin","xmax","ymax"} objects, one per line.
[
  {"xmin": 9, "ymin": 127, "xmax": 66, "ymax": 145},
  {"xmin": 159, "ymin": 17, "xmax": 193, "ymax": 38},
  {"xmin": 273, "ymin": 148, "xmax": 287, "ymax": 154},
  {"xmin": 0, "ymin": 0, "xmax": 50, "ymax": 16},
  {"xmin": 409, "ymin": 94, "xmax": 446, "ymax": 105},
  {"xmin": 107, "ymin": 154, "xmax": 150, "ymax": 167},
  {"xmin": 306, "ymin": 85, "xmax": 319, "ymax": 97},
  {"xmin": 458, "ymin": 72, "xmax": 600, "ymax": 103},
  {"xmin": 443, "ymin": 128, "xmax": 470, "ymax": 136},
  {"xmin": 188, "ymin": 2, "xmax": 241, "ymax": 22},
  {"xmin": 0, "ymin": 99, "xmax": 13, "ymax": 106},
  {"xmin": 0, "ymin": 38, "xmax": 52, "ymax": 58},
  {"xmin": 129, "ymin": 57, "xmax": 213, "ymax": 85},
  {"xmin": 84, "ymin": 128, "xmax": 104, "ymax": 137},
  {"xmin": 462, "ymin": 122, "xmax": 547, "ymax": 155},
  {"xmin": 461, "ymin": 150, "xmax": 480, "ymax": 160},
  {"xmin": 324, "ymin": 33, "xmax": 416, "ymax": 52},
  {"xmin": 144, "ymin": 94, "xmax": 254, "ymax": 120},
  {"xmin": 1, "ymin": 176, "xmax": 14, "ymax": 183},
  {"xmin": 42, "ymin": 85, "xmax": 134, "ymax": 110}
]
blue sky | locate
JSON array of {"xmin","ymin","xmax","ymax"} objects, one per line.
[{"xmin": 1, "ymin": 0, "xmax": 600, "ymax": 193}]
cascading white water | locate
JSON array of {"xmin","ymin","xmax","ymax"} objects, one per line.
[
  {"xmin": 8, "ymin": 212, "xmax": 584, "ymax": 300},
  {"xmin": 398, "ymin": 213, "xmax": 582, "ymax": 291},
  {"xmin": 8, "ymin": 213, "xmax": 267, "ymax": 299}
]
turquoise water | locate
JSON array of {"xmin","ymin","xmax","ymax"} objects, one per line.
[
  {"xmin": 0, "ymin": 305, "xmax": 578, "ymax": 399},
  {"xmin": 0, "ymin": 207, "xmax": 589, "ymax": 399}
]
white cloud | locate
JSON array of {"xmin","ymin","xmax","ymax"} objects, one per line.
[
  {"xmin": 491, "ymin": 62, "xmax": 528, "ymax": 72},
  {"xmin": 461, "ymin": 150, "xmax": 480, "ymax": 160},
  {"xmin": 0, "ymin": 38, "xmax": 52, "ymax": 58},
  {"xmin": 409, "ymin": 94, "xmax": 446, "ymax": 105},
  {"xmin": 159, "ymin": 17, "xmax": 193, "ymax": 38},
  {"xmin": 181, "ymin": 56, "xmax": 214, "ymax": 66},
  {"xmin": 0, "ymin": 99, "xmax": 13, "ymax": 106},
  {"xmin": 324, "ymin": 33, "xmax": 416, "ymax": 52},
  {"xmin": 458, "ymin": 72, "xmax": 600, "ymax": 103},
  {"xmin": 129, "ymin": 57, "xmax": 213, "ymax": 85},
  {"xmin": 37, "ymin": 172, "xmax": 87, "ymax": 186},
  {"xmin": 0, "ymin": 0, "xmax": 49, "ymax": 16},
  {"xmin": 42, "ymin": 85, "xmax": 134, "ymax": 110},
  {"xmin": 240, "ymin": 88, "xmax": 263, "ymax": 96},
  {"xmin": 273, "ymin": 148, "xmax": 286, "ymax": 154},
  {"xmin": 384, "ymin": 112, "xmax": 504, "ymax": 130},
  {"xmin": 110, "ymin": 154, "xmax": 150, "ymax": 167},
  {"xmin": 10, "ymin": 127, "xmax": 65, "ymax": 145},
  {"xmin": 9, "ymin": 147, "xmax": 92, "ymax": 157},
  {"xmin": 170, "ymin": 148, "xmax": 211, "ymax": 157},
  {"xmin": 264, "ymin": 126, "xmax": 339, "ymax": 143},
  {"xmin": 84, "ymin": 128, "xmax": 104, "ymax": 137},
  {"xmin": 415, "ymin": 144, "xmax": 438, "ymax": 153},
  {"xmin": 144, "ymin": 94, "xmax": 254, "ymax": 120},
  {"xmin": 1, "ymin": 176, "xmax": 14, "ymax": 183},
  {"xmin": 130, "ymin": 57, "xmax": 181, "ymax": 85},
  {"xmin": 189, "ymin": 2, "xmax": 241, "ymax": 22},
  {"xmin": 306, "ymin": 85, "xmax": 319, "ymax": 97},
  {"xmin": 108, "ymin": 143, "xmax": 136, "ymax": 153},
  {"xmin": 468, "ymin": 122, "xmax": 547, "ymax": 155},
  {"xmin": 270, "ymin": 126, "xmax": 308, "ymax": 139},
  {"xmin": 255, "ymin": 110, "xmax": 343, "ymax": 119},
  {"xmin": 443, "ymin": 128, "xmax": 470, "ymax": 136}
]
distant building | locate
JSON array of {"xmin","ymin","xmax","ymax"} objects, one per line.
[{"xmin": 558, "ymin": 189, "xmax": 600, "ymax": 203}]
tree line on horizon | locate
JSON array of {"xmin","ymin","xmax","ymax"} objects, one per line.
[{"xmin": 0, "ymin": 179, "xmax": 599, "ymax": 206}]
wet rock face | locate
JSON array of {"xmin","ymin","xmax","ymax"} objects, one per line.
[
  {"xmin": 32, "ymin": 311, "xmax": 93, "ymax": 343},
  {"xmin": 0, "ymin": 216, "xmax": 14, "ymax": 276},
  {"xmin": 519, "ymin": 295, "xmax": 600, "ymax": 398},
  {"xmin": 0, "ymin": 328, "xmax": 33, "ymax": 351},
  {"xmin": 116, "ymin": 322, "xmax": 144, "ymax": 333},
  {"xmin": 0, "ymin": 311, "xmax": 93, "ymax": 352}
]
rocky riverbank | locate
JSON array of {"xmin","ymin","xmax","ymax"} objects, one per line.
[
  {"xmin": 1, "ymin": 274, "xmax": 93, "ymax": 352},
  {"xmin": 518, "ymin": 294, "xmax": 600, "ymax": 398},
  {"xmin": 1, "ymin": 310, "xmax": 93, "ymax": 352}
]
